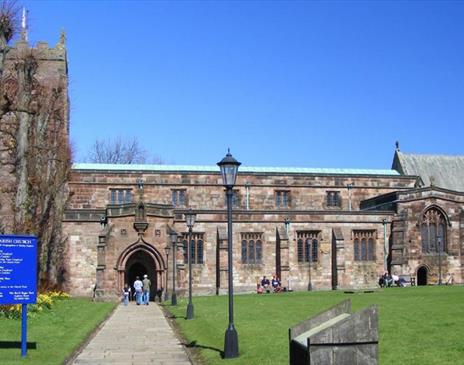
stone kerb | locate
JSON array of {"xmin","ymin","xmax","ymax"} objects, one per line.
[{"xmin": 289, "ymin": 299, "xmax": 378, "ymax": 365}]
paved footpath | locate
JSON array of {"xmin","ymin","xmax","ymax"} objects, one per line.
[{"xmin": 72, "ymin": 302, "xmax": 192, "ymax": 365}]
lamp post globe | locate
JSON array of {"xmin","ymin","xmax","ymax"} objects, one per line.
[
  {"xmin": 217, "ymin": 149, "xmax": 241, "ymax": 188},
  {"xmin": 185, "ymin": 209, "xmax": 196, "ymax": 320},
  {"xmin": 169, "ymin": 229, "xmax": 178, "ymax": 306},
  {"xmin": 164, "ymin": 245, "xmax": 171, "ymax": 301},
  {"xmin": 217, "ymin": 150, "xmax": 241, "ymax": 359}
]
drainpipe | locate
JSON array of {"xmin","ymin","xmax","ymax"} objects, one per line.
[
  {"xmin": 382, "ymin": 218, "xmax": 388, "ymax": 272},
  {"xmin": 347, "ymin": 183, "xmax": 354, "ymax": 211},
  {"xmin": 284, "ymin": 217, "xmax": 290, "ymax": 236},
  {"xmin": 245, "ymin": 182, "xmax": 250, "ymax": 210}
]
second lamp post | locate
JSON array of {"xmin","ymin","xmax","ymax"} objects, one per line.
[
  {"xmin": 185, "ymin": 209, "xmax": 196, "ymax": 320},
  {"xmin": 169, "ymin": 229, "xmax": 178, "ymax": 306},
  {"xmin": 164, "ymin": 245, "xmax": 170, "ymax": 301}
]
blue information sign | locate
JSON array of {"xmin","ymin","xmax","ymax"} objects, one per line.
[{"xmin": 0, "ymin": 235, "xmax": 38, "ymax": 305}]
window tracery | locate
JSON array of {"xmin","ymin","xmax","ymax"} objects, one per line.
[
  {"xmin": 297, "ymin": 231, "xmax": 319, "ymax": 263},
  {"xmin": 353, "ymin": 230, "xmax": 376, "ymax": 261},
  {"xmin": 421, "ymin": 208, "xmax": 447, "ymax": 253},
  {"xmin": 241, "ymin": 233, "xmax": 263, "ymax": 264}
]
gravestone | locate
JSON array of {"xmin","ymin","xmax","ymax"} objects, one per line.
[{"xmin": 289, "ymin": 299, "xmax": 378, "ymax": 365}]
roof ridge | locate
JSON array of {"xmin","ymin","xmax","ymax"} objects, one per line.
[{"xmin": 399, "ymin": 152, "xmax": 464, "ymax": 159}]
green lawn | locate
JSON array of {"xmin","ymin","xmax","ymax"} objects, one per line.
[
  {"xmin": 167, "ymin": 286, "xmax": 464, "ymax": 365},
  {"xmin": 0, "ymin": 298, "xmax": 116, "ymax": 365}
]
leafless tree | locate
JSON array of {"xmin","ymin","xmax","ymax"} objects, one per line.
[
  {"xmin": 86, "ymin": 137, "xmax": 159, "ymax": 164},
  {"xmin": 0, "ymin": 1, "xmax": 18, "ymax": 76}
]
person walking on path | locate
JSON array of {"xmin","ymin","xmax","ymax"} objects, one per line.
[
  {"xmin": 133, "ymin": 276, "xmax": 143, "ymax": 305},
  {"xmin": 122, "ymin": 284, "xmax": 130, "ymax": 306},
  {"xmin": 142, "ymin": 274, "xmax": 151, "ymax": 305}
]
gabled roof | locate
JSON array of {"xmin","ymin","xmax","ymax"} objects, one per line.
[{"xmin": 392, "ymin": 150, "xmax": 464, "ymax": 192}]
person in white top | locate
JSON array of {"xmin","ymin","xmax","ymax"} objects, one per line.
[{"xmin": 133, "ymin": 276, "xmax": 143, "ymax": 305}]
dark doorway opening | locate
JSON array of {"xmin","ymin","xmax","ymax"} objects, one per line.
[
  {"xmin": 417, "ymin": 266, "xmax": 428, "ymax": 286},
  {"xmin": 125, "ymin": 250, "xmax": 157, "ymax": 301}
]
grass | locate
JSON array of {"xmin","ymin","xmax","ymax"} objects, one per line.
[
  {"xmin": 167, "ymin": 286, "xmax": 464, "ymax": 365},
  {"xmin": 0, "ymin": 298, "xmax": 116, "ymax": 365}
]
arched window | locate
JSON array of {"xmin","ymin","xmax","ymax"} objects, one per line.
[
  {"xmin": 241, "ymin": 233, "xmax": 264, "ymax": 264},
  {"xmin": 256, "ymin": 240, "xmax": 263, "ymax": 263},
  {"xmin": 312, "ymin": 239, "xmax": 318, "ymax": 262},
  {"xmin": 297, "ymin": 239, "xmax": 304, "ymax": 262},
  {"xmin": 241, "ymin": 240, "xmax": 247, "ymax": 263},
  {"xmin": 361, "ymin": 238, "xmax": 367, "ymax": 260},
  {"xmin": 368, "ymin": 238, "xmax": 375, "ymax": 261},
  {"xmin": 296, "ymin": 231, "xmax": 320, "ymax": 263},
  {"xmin": 305, "ymin": 239, "xmax": 311, "ymax": 262},
  {"xmin": 421, "ymin": 223, "xmax": 428, "ymax": 252},
  {"xmin": 421, "ymin": 208, "xmax": 447, "ymax": 253},
  {"xmin": 190, "ymin": 239, "xmax": 195, "ymax": 263},
  {"xmin": 182, "ymin": 233, "xmax": 205, "ymax": 264},
  {"xmin": 354, "ymin": 238, "xmax": 360, "ymax": 261},
  {"xmin": 353, "ymin": 230, "xmax": 376, "ymax": 262},
  {"xmin": 182, "ymin": 239, "xmax": 188, "ymax": 264},
  {"xmin": 438, "ymin": 223, "xmax": 446, "ymax": 251},
  {"xmin": 249, "ymin": 240, "xmax": 255, "ymax": 262},
  {"xmin": 197, "ymin": 239, "xmax": 204, "ymax": 264}
]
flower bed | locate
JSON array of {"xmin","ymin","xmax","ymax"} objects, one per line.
[{"xmin": 0, "ymin": 291, "xmax": 70, "ymax": 319}]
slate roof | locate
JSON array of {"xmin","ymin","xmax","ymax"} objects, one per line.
[
  {"xmin": 72, "ymin": 163, "xmax": 400, "ymax": 176},
  {"xmin": 392, "ymin": 151, "xmax": 464, "ymax": 192}
]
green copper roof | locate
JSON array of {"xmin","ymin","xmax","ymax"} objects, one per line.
[{"xmin": 72, "ymin": 163, "xmax": 400, "ymax": 176}]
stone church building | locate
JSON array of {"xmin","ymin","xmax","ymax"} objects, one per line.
[
  {"xmin": 3, "ymin": 33, "xmax": 464, "ymax": 300},
  {"xmin": 64, "ymin": 149, "xmax": 464, "ymax": 299}
]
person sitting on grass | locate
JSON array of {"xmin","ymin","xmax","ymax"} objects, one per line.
[
  {"xmin": 256, "ymin": 283, "xmax": 264, "ymax": 294},
  {"xmin": 272, "ymin": 275, "xmax": 283, "ymax": 293},
  {"xmin": 384, "ymin": 273, "xmax": 393, "ymax": 287},
  {"xmin": 261, "ymin": 276, "xmax": 271, "ymax": 293},
  {"xmin": 379, "ymin": 275, "xmax": 385, "ymax": 288},
  {"xmin": 379, "ymin": 272, "xmax": 391, "ymax": 287}
]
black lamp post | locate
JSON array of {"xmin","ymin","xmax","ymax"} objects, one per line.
[
  {"xmin": 164, "ymin": 245, "xmax": 171, "ymax": 301},
  {"xmin": 308, "ymin": 244, "xmax": 312, "ymax": 291},
  {"xmin": 185, "ymin": 209, "xmax": 196, "ymax": 320},
  {"xmin": 217, "ymin": 150, "xmax": 241, "ymax": 359},
  {"xmin": 438, "ymin": 238, "xmax": 442, "ymax": 285},
  {"xmin": 169, "ymin": 229, "xmax": 178, "ymax": 306}
]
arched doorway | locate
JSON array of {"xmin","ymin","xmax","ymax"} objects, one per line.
[
  {"xmin": 125, "ymin": 250, "xmax": 157, "ymax": 301},
  {"xmin": 116, "ymin": 239, "xmax": 167, "ymax": 302},
  {"xmin": 417, "ymin": 266, "xmax": 428, "ymax": 286}
]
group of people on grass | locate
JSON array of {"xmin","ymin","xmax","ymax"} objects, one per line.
[
  {"xmin": 257, "ymin": 275, "xmax": 285, "ymax": 294},
  {"xmin": 122, "ymin": 274, "xmax": 152, "ymax": 305},
  {"xmin": 378, "ymin": 272, "xmax": 408, "ymax": 287}
]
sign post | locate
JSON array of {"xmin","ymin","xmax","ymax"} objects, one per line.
[
  {"xmin": 0, "ymin": 235, "xmax": 38, "ymax": 357},
  {"xmin": 22, "ymin": 303, "xmax": 28, "ymax": 357}
]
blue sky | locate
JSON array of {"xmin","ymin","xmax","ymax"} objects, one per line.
[{"xmin": 19, "ymin": 0, "xmax": 464, "ymax": 168}]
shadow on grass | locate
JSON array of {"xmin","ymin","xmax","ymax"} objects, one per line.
[
  {"xmin": 0, "ymin": 341, "xmax": 37, "ymax": 349},
  {"xmin": 185, "ymin": 340, "xmax": 224, "ymax": 358}
]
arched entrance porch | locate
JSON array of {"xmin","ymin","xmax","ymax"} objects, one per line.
[
  {"xmin": 125, "ymin": 251, "xmax": 157, "ymax": 301},
  {"xmin": 417, "ymin": 266, "xmax": 428, "ymax": 286},
  {"xmin": 116, "ymin": 239, "xmax": 167, "ymax": 302}
]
